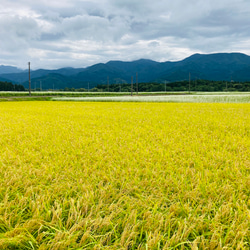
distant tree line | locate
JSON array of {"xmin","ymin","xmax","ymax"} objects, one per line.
[
  {"xmin": 2, "ymin": 79, "xmax": 250, "ymax": 92},
  {"xmin": 0, "ymin": 81, "xmax": 25, "ymax": 91},
  {"xmin": 89, "ymin": 79, "xmax": 250, "ymax": 92}
]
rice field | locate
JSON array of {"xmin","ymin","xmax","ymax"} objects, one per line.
[{"xmin": 0, "ymin": 101, "xmax": 250, "ymax": 249}]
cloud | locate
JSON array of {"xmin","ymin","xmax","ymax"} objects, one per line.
[
  {"xmin": 0, "ymin": 0, "xmax": 250, "ymax": 69},
  {"xmin": 0, "ymin": 15, "xmax": 40, "ymax": 53}
]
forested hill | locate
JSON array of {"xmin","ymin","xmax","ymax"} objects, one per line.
[{"xmin": 1, "ymin": 52, "xmax": 250, "ymax": 90}]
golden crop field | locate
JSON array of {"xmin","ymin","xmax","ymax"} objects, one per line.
[{"xmin": 0, "ymin": 101, "xmax": 249, "ymax": 249}]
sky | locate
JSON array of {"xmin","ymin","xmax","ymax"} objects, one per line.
[{"xmin": 1, "ymin": 0, "xmax": 250, "ymax": 70}]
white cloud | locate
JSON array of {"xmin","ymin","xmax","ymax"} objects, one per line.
[{"xmin": 0, "ymin": 0, "xmax": 250, "ymax": 69}]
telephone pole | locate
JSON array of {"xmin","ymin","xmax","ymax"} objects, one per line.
[
  {"xmin": 107, "ymin": 76, "xmax": 109, "ymax": 92},
  {"xmin": 28, "ymin": 62, "xmax": 31, "ymax": 96},
  {"xmin": 189, "ymin": 72, "xmax": 191, "ymax": 94},
  {"xmin": 136, "ymin": 72, "xmax": 138, "ymax": 95},
  {"xmin": 131, "ymin": 76, "xmax": 133, "ymax": 96}
]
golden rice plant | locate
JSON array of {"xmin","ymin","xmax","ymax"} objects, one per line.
[{"xmin": 0, "ymin": 101, "xmax": 249, "ymax": 249}]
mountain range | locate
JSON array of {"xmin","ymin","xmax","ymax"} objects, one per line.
[{"xmin": 1, "ymin": 52, "xmax": 250, "ymax": 90}]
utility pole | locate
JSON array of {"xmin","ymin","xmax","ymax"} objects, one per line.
[
  {"xmin": 28, "ymin": 62, "xmax": 31, "ymax": 96},
  {"xmin": 40, "ymin": 81, "xmax": 42, "ymax": 91},
  {"xmin": 189, "ymin": 72, "xmax": 191, "ymax": 94},
  {"xmin": 165, "ymin": 80, "xmax": 167, "ymax": 92},
  {"xmin": 131, "ymin": 76, "xmax": 133, "ymax": 96},
  {"xmin": 107, "ymin": 76, "xmax": 109, "ymax": 92},
  {"xmin": 88, "ymin": 82, "xmax": 89, "ymax": 92},
  {"xmin": 136, "ymin": 72, "xmax": 138, "ymax": 95},
  {"xmin": 117, "ymin": 79, "xmax": 121, "ymax": 92}
]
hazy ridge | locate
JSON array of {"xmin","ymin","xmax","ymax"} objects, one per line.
[{"xmin": 1, "ymin": 52, "xmax": 250, "ymax": 90}]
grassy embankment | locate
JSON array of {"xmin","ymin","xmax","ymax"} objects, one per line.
[{"xmin": 1, "ymin": 91, "xmax": 250, "ymax": 103}]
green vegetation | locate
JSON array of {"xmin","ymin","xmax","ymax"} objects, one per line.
[
  {"xmin": 0, "ymin": 91, "xmax": 139, "ymax": 102},
  {"xmin": 94, "ymin": 79, "xmax": 250, "ymax": 92},
  {"xmin": 2, "ymin": 77, "xmax": 250, "ymax": 93},
  {"xmin": 1, "ymin": 91, "xmax": 250, "ymax": 103},
  {"xmin": 0, "ymin": 81, "xmax": 25, "ymax": 91}
]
